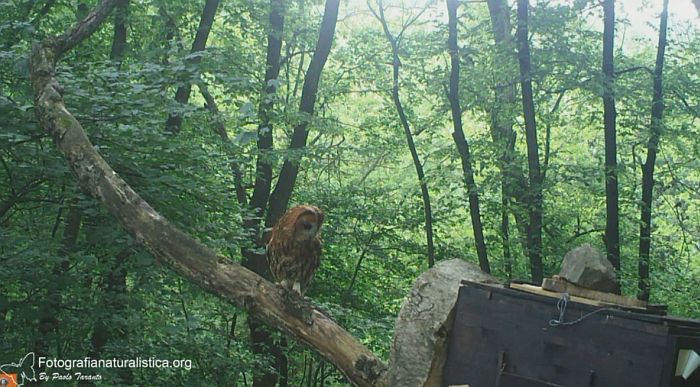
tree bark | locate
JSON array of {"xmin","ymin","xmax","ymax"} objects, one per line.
[
  {"xmin": 243, "ymin": 2, "xmax": 328, "ymax": 385},
  {"xmin": 638, "ymin": 0, "xmax": 668, "ymax": 302},
  {"xmin": 516, "ymin": 0, "xmax": 543, "ymax": 284},
  {"xmin": 602, "ymin": 0, "xmax": 621, "ymax": 276},
  {"xmin": 446, "ymin": 0, "xmax": 489, "ymax": 273},
  {"xmin": 88, "ymin": 249, "xmax": 134, "ymax": 385},
  {"xmin": 109, "ymin": 0, "xmax": 128, "ymax": 67},
  {"xmin": 240, "ymin": 0, "xmax": 286, "ymax": 270},
  {"xmin": 373, "ymin": 0, "xmax": 436, "ymax": 268},
  {"xmin": 164, "ymin": 0, "xmax": 220, "ymax": 134},
  {"xmin": 249, "ymin": 0, "xmax": 285, "ymax": 222},
  {"xmin": 266, "ymin": 0, "xmax": 340, "ymax": 227},
  {"xmin": 501, "ymin": 190, "xmax": 512, "ymax": 278},
  {"xmin": 35, "ymin": 203, "xmax": 81, "ymax": 371},
  {"xmin": 485, "ymin": 0, "xmax": 530, "ymax": 272},
  {"xmin": 31, "ymin": 4, "xmax": 386, "ymax": 386},
  {"xmin": 160, "ymin": 7, "xmax": 177, "ymax": 65}
]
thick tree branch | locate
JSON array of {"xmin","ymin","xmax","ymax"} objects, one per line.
[
  {"xmin": 50, "ymin": 0, "xmax": 118, "ymax": 57},
  {"xmin": 28, "ymin": 2, "xmax": 386, "ymax": 386}
]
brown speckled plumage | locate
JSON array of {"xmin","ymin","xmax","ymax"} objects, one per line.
[{"xmin": 267, "ymin": 205, "xmax": 324, "ymax": 295}]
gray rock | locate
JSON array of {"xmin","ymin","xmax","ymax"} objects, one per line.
[
  {"xmin": 559, "ymin": 243, "xmax": 619, "ymax": 293},
  {"xmin": 388, "ymin": 259, "xmax": 498, "ymax": 387}
]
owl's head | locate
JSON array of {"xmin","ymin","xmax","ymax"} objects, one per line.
[{"xmin": 291, "ymin": 205, "xmax": 324, "ymax": 240}]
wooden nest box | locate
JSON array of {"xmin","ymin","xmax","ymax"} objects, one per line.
[{"xmin": 442, "ymin": 279, "xmax": 700, "ymax": 387}]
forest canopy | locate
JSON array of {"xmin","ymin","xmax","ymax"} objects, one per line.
[{"xmin": 1, "ymin": 0, "xmax": 699, "ymax": 385}]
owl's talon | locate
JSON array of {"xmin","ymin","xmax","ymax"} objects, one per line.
[{"xmin": 280, "ymin": 290, "xmax": 314, "ymax": 325}]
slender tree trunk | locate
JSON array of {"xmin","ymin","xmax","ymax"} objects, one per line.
[
  {"xmin": 244, "ymin": 3, "xmax": 286, "ymax": 385},
  {"xmin": 278, "ymin": 336, "xmax": 289, "ymax": 387},
  {"xmin": 516, "ymin": 0, "xmax": 543, "ymax": 283},
  {"xmin": 345, "ymin": 227, "xmax": 378, "ymax": 300},
  {"xmin": 249, "ymin": 0, "xmax": 285, "ymax": 221},
  {"xmin": 109, "ymin": 0, "xmax": 128, "ymax": 67},
  {"xmin": 501, "ymin": 187, "xmax": 512, "ymax": 278},
  {"xmin": 446, "ymin": 0, "xmax": 489, "ymax": 273},
  {"xmin": 197, "ymin": 82, "xmax": 248, "ymax": 205},
  {"xmin": 638, "ymin": 0, "xmax": 669, "ymax": 302},
  {"xmin": 160, "ymin": 7, "xmax": 177, "ymax": 65},
  {"xmin": 486, "ymin": 0, "xmax": 529, "ymax": 271},
  {"xmin": 35, "ymin": 204, "xmax": 81, "ymax": 370},
  {"xmin": 602, "ymin": 0, "xmax": 621, "ymax": 277},
  {"xmin": 248, "ymin": 322, "xmax": 286, "ymax": 387},
  {"xmin": 373, "ymin": 0, "xmax": 436, "ymax": 268},
  {"xmin": 266, "ymin": 0, "xmax": 340, "ymax": 226},
  {"xmin": 249, "ymin": 2, "xmax": 339, "ymax": 385},
  {"xmin": 88, "ymin": 249, "xmax": 134, "ymax": 385},
  {"xmin": 164, "ymin": 0, "xmax": 220, "ymax": 133}
]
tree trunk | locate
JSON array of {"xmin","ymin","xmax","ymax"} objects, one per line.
[
  {"xmin": 160, "ymin": 7, "xmax": 177, "ymax": 65},
  {"xmin": 242, "ymin": 0, "xmax": 285, "ymax": 272},
  {"xmin": 249, "ymin": 0, "xmax": 285, "ymax": 221},
  {"xmin": 446, "ymin": 0, "xmax": 489, "ymax": 273},
  {"xmin": 164, "ymin": 0, "xmax": 220, "ymax": 134},
  {"xmin": 88, "ymin": 249, "xmax": 134, "ymax": 385},
  {"xmin": 248, "ymin": 321, "xmax": 286, "ymax": 387},
  {"xmin": 501, "ymin": 187, "xmax": 512, "ymax": 278},
  {"xmin": 516, "ymin": 0, "xmax": 543, "ymax": 284},
  {"xmin": 373, "ymin": 0, "xmax": 436, "ymax": 268},
  {"xmin": 266, "ymin": 0, "xmax": 340, "ymax": 226},
  {"xmin": 197, "ymin": 82, "xmax": 248, "ymax": 205},
  {"xmin": 109, "ymin": 0, "xmax": 128, "ymax": 67},
  {"xmin": 638, "ymin": 0, "xmax": 668, "ymax": 302},
  {"xmin": 35, "ymin": 204, "xmax": 81, "ymax": 371},
  {"xmin": 485, "ymin": 0, "xmax": 529, "ymax": 270},
  {"xmin": 245, "ymin": 1, "xmax": 339, "ymax": 384},
  {"xmin": 602, "ymin": 0, "xmax": 621, "ymax": 276},
  {"xmin": 241, "ymin": 0, "xmax": 285, "ymax": 265}
]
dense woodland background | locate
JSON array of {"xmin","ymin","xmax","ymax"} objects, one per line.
[{"xmin": 1, "ymin": 0, "xmax": 699, "ymax": 385}]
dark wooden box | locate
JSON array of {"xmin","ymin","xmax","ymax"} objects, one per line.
[{"xmin": 442, "ymin": 281, "xmax": 700, "ymax": 387}]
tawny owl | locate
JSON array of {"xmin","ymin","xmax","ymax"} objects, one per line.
[{"xmin": 266, "ymin": 205, "xmax": 324, "ymax": 295}]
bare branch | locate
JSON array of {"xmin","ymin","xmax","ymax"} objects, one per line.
[{"xmin": 615, "ymin": 65, "xmax": 653, "ymax": 77}]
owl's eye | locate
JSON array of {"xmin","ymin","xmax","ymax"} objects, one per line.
[{"xmin": 302, "ymin": 221, "xmax": 313, "ymax": 230}]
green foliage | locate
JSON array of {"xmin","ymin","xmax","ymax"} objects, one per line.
[{"xmin": 1, "ymin": 0, "xmax": 699, "ymax": 386}]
